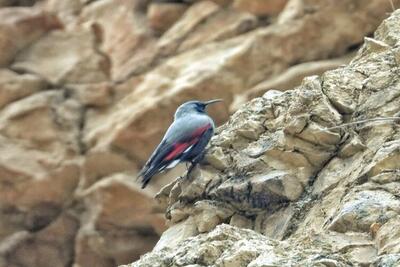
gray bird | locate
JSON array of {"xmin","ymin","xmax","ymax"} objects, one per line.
[{"xmin": 137, "ymin": 99, "xmax": 222, "ymax": 188}]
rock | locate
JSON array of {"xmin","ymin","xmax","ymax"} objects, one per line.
[
  {"xmin": 254, "ymin": 205, "xmax": 294, "ymax": 239},
  {"xmin": 153, "ymin": 216, "xmax": 198, "ymax": 251},
  {"xmin": 347, "ymin": 246, "xmax": 377, "ymax": 266},
  {"xmin": 2, "ymin": 1, "xmax": 400, "ymax": 267},
  {"xmin": 328, "ymin": 190, "xmax": 400, "ymax": 233},
  {"xmin": 147, "ymin": 2, "xmax": 188, "ymax": 34},
  {"xmin": 177, "ymin": 8, "xmax": 258, "ymax": 54},
  {"xmin": 68, "ymin": 82, "xmax": 113, "ymax": 107},
  {"xmin": 0, "ymin": 136, "xmax": 80, "ymax": 236},
  {"xmin": 85, "ymin": 0, "xmax": 394, "ymax": 169},
  {"xmin": 363, "ymin": 140, "xmax": 400, "ymax": 178},
  {"xmin": 193, "ymin": 200, "xmax": 234, "ymax": 233},
  {"xmin": 76, "ymin": 174, "xmax": 165, "ymax": 265},
  {"xmin": 213, "ymin": 170, "xmax": 303, "ymax": 210},
  {"xmin": 231, "ymin": 54, "xmax": 354, "ymax": 111},
  {"xmin": 338, "ymin": 134, "xmax": 366, "ymax": 158},
  {"xmin": 233, "ymin": 0, "xmax": 288, "ymax": 16},
  {"xmin": 13, "ymin": 27, "xmax": 110, "ymax": 85},
  {"xmin": 0, "ymin": 7, "xmax": 61, "ymax": 67},
  {"xmin": 230, "ymin": 214, "xmax": 254, "ymax": 229},
  {"xmin": 0, "ymin": 91, "xmax": 83, "ymax": 154},
  {"xmin": 44, "ymin": 0, "xmax": 83, "ymax": 25},
  {"xmin": 125, "ymin": 9, "xmax": 400, "ymax": 267},
  {"xmin": 80, "ymin": 149, "xmax": 137, "ymax": 189},
  {"xmin": 126, "ymin": 224, "xmax": 354, "ymax": 267},
  {"xmin": 79, "ymin": 0, "xmax": 157, "ymax": 81},
  {"xmin": 373, "ymin": 254, "xmax": 400, "ymax": 267},
  {"xmin": 0, "ymin": 69, "xmax": 46, "ymax": 109},
  {"xmin": 0, "ymin": 213, "xmax": 79, "ymax": 267},
  {"xmin": 376, "ymin": 216, "xmax": 400, "ymax": 254},
  {"xmin": 157, "ymin": 0, "xmax": 220, "ymax": 56}
]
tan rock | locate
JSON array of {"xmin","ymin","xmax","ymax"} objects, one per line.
[
  {"xmin": 0, "ymin": 69, "xmax": 46, "ymax": 109},
  {"xmin": 347, "ymin": 246, "xmax": 377, "ymax": 266},
  {"xmin": 232, "ymin": 54, "xmax": 354, "ymax": 111},
  {"xmin": 77, "ymin": 174, "xmax": 165, "ymax": 265},
  {"xmin": 85, "ymin": 0, "xmax": 392, "ymax": 169},
  {"xmin": 147, "ymin": 2, "xmax": 188, "ymax": 34},
  {"xmin": 79, "ymin": 0, "xmax": 158, "ymax": 81},
  {"xmin": 193, "ymin": 200, "xmax": 234, "ymax": 232},
  {"xmin": 1, "ymin": 213, "xmax": 79, "ymax": 267},
  {"xmin": 0, "ymin": 7, "xmax": 61, "ymax": 67},
  {"xmin": 81, "ymin": 150, "xmax": 137, "ymax": 189},
  {"xmin": 125, "ymin": 9, "xmax": 400, "ymax": 267},
  {"xmin": 233, "ymin": 0, "xmax": 287, "ymax": 16},
  {"xmin": 157, "ymin": 0, "xmax": 220, "ymax": 56},
  {"xmin": 153, "ymin": 216, "xmax": 198, "ymax": 251},
  {"xmin": 177, "ymin": 8, "xmax": 258, "ymax": 53},
  {"xmin": 13, "ymin": 28, "xmax": 110, "ymax": 85},
  {"xmin": 69, "ymin": 82, "xmax": 113, "ymax": 107},
  {"xmin": 254, "ymin": 205, "xmax": 294, "ymax": 240},
  {"xmin": 376, "ymin": 216, "xmax": 400, "ymax": 254},
  {"xmin": 0, "ymin": 91, "xmax": 82, "ymax": 154},
  {"xmin": 0, "ymin": 136, "xmax": 80, "ymax": 235},
  {"xmin": 338, "ymin": 134, "xmax": 367, "ymax": 158},
  {"xmin": 328, "ymin": 190, "xmax": 400, "ymax": 233},
  {"xmin": 230, "ymin": 214, "xmax": 254, "ymax": 229},
  {"xmin": 44, "ymin": 0, "xmax": 83, "ymax": 25}
]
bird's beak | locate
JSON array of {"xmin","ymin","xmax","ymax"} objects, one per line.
[{"xmin": 204, "ymin": 99, "xmax": 223, "ymax": 106}]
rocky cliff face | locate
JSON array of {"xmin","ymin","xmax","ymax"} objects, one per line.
[
  {"xmin": 0, "ymin": 0, "xmax": 399, "ymax": 267},
  {"xmin": 126, "ymin": 9, "xmax": 400, "ymax": 267}
]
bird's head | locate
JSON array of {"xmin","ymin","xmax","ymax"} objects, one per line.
[{"xmin": 174, "ymin": 99, "xmax": 222, "ymax": 119}]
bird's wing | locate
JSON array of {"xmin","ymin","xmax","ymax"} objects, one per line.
[{"xmin": 138, "ymin": 116, "xmax": 213, "ymax": 188}]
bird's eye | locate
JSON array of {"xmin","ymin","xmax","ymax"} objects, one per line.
[{"xmin": 196, "ymin": 104, "xmax": 205, "ymax": 112}]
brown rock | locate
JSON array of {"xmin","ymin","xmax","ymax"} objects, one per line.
[
  {"xmin": 1, "ymin": 213, "xmax": 79, "ymax": 267},
  {"xmin": 0, "ymin": 91, "xmax": 83, "ymax": 154},
  {"xmin": 126, "ymin": 9, "xmax": 400, "ymax": 266},
  {"xmin": 69, "ymin": 82, "xmax": 113, "ymax": 107},
  {"xmin": 233, "ymin": 0, "xmax": 288, "ymax": 16},
  {"xmin": 79, "ymin": 0, "xmax": 158, "ymax": 81},
  {"xmin": 13, "ymin": 28, "xmax": 110, "ymax": 85},
  {"xmin": 0, "ymin": 7, "xmax": 61, "ymax": 67},
  {"xmin": 231, "ymin": 54, "xmax": 354, "ymax": 111},
  {"xmin": 177, "ymin": 8, "xmax": 258, "ymax": 53},
  {"xmin": 0, "ymin": 136, "xmax": 80, "ymax": 236},
  {"xmin": 0, "ymin": 69, "xmax": 46, "ymax": 109},
  {"xmin": 157, "ymin": 0, "xmax": 220, "ymax": 56},
  {"xmin": 147, "ymin": 2, "xmax": 188, "ymax": 34},
  {"xmin": 76, "ymin": 174, "xmax": 165, "ymax": 265},
  {"xmin": 44, "ymin": 0, "xmax": 83, "ymax": 25}
]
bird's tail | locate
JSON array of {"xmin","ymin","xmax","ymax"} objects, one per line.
[{"xmin": 137, "ymin": 165, "xmax": 160, "ymax": 189}]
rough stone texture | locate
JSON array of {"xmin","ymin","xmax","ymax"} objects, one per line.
[
  {"xmin": 12, "ymin": 28, "xmax": 110, "ymax": 85},
  {"xmin": 0, "ymin": 0, "xmax": 400, "ymax": 266},
  {"xmin": 147, "ymin": 2, "xmax": 188, "ymax": 34},
  {"xmin": 0, "ymin": 6, "xmax": 61, "ymax": 67},
  {"xmin": 126, "ymin": 10, "xmax": 400, "ymax": 267},
  {"xmin": 0, "ymin": 69, "xmax": 47, "ymax": 109},
  {"xmin": 233, "ymin": 0, "xmax": 288, "ymax": 16}
]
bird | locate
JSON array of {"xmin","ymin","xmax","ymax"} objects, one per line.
[{"xmin": 137, "ymin": 99, "xmax": 222, "ymax": 189}]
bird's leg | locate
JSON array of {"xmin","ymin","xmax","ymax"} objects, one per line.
[
  {"xmin": 185, "ymin": 161, "xmax": 197, "ymax": 179},
  {"xmin": 185, "ymin": 151, "xmax": 206, "ymax": 179},
  {"xmin": 188, "ymin": 162, "xmax": 196, "ymax": 174}
]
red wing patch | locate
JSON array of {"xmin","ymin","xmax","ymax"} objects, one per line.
[
  {"xmin": 164, "ymin": 139, "xmax": 197, "ymax": 161},
  {"xmin": 164, "ymin": 124, "xmax": 211, "ymax": 161},
  {"xmin": 192, "ymin": 123, "xmax": 211, "ymax": 138}
]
